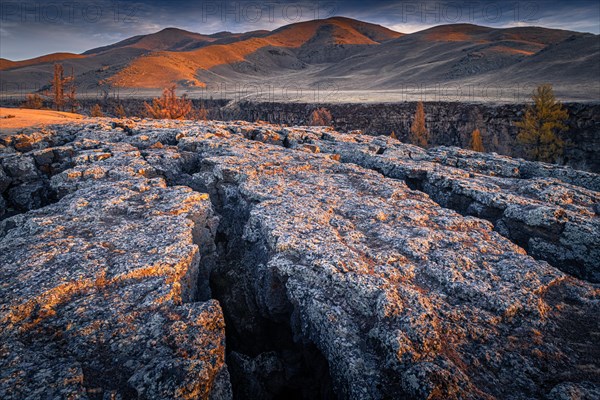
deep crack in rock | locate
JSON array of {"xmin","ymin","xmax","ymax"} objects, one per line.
[{"xmin": 139, "ymin": 129, "xmax": 337, "ymax": 399}]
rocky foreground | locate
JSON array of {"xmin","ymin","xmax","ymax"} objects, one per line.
[{"xmin": 0, "ymin": 119, "xmax": 599, "ymax": 399}]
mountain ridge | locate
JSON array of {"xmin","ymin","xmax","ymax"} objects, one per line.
[{"xmin": 1, "ymin": 17, "xmax": 598, "ymax": 101}]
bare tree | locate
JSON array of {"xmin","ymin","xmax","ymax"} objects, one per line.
[
  {"xmin": 308, "ymin": 107, "xmax": 333, "ymax": 126},
  {"xmin": 50, "ymin": 64, "xmax": 65, "ymax": 111},
  {"xmin": 45, "ymin": 63, "xmax": 77, "ymax": 112},
  {"xmin": 144, "ymin": 85, "xmax": 193, "ymax": 120},
  {"xmin": 470, "ymin": 129, "xmax": 485, "ymax": 152},
  {"xmin": 65, "ymin": 67, "xmax": 78, "ymax": 113}
]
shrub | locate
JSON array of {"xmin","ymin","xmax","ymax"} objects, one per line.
[
  {"xmin": 308, "ymin": 107, "xmax": 333, "ymax": 126},
  {"xmin": 114, "ymin": 104, "xmax": 127, "ymax": 118},
  {"xmin": 196, "ymin": 104, "xmax": 208, "ymax": 121},
  {"xmin": 90, "ymin": 104, "xmax": 104, "ymax": 117},
  {"xmin": 22, "ymin": 94, "xmax": 44, "ymax": 109}
]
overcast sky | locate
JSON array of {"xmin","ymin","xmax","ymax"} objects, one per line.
[{"xmin": 1, "ymin": 0, "xmax": 599, "ymax": 60}]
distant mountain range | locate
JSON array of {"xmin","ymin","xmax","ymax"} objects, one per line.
[{"xmin": 1, "ymin": 17, "xmax": 598, "ymax": 101}]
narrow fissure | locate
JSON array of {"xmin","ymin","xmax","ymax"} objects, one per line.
[
  {"xmin": 388, "ymin": 171, "xmax": 589, "ymax": 280},
  {"xmin": 153, "ymin": 156, "xmax": 337, "ymax": 399},
  {"xmin": 0, "ymin": 171, "xmax": 61, "ymax": 221},
  {"xmin": 0, "ymin": 156, "xmax": 75, "ymax": 221},
  {"xmin": 205, "ymin": 183, "xmax": 336, "ymax": 399}
]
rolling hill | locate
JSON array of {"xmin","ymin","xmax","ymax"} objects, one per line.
[{"xmin": 0, "ymin": 17, "xmax": 598, "ymax": 101}]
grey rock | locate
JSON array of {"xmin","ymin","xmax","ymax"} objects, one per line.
[
  {"xmin": 231, "ymin": 124, "xmax": 599, "ymax": 282},
  {"xmin": 547, "ymin": 382, "xmax": 600, "ymax": 400},
  {"xmin": 1, "ymin": 119, "xmax": 598, "ymax": 400},
  {"xmin": 174, "ymin": 123, "xmax": 599, "ymax": 399},
  {"xmin": 10, "ymin": 130, "xmax": 52, "ymax": 152},
  {"xmin": 2, "ymin": 154, "xmax": 39, "ymax": 181},
  {"xmin": 0, "ymin": 128, "xmax": 228, "ymax": 398},
  {"xmin": 32, "ymin": 148, "xmax": 55, "ymax": 167},
  {"xmin": 0, "ymin": 166, "xmax": 11, "ymax": 193},
  {"xmin": 7, "ymin": 180, "xmax": 49, "ymax": 211},
  {"xmin": 0, "ymin": 196, "xmax": 6, "ymax": 218}
]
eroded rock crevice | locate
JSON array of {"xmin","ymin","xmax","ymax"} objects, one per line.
[
  {"xmin": 0, "ymin": 147, "xmax": 69, "ymax": 219},
  {"xmin": 210, "ymin": 203, "xmax": 336, "ymax": 400},
  {"xmin": 0, "ymin": 128, "xmax": 81, "ymax": 219},
  {"xmin": 154, "ymin": 154, "xmax": 337, "ymax": 399}
]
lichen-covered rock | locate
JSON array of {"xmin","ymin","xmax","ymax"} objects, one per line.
[
  {"xmin": 0, "ymin": 166, "xmax": 11, "ymax": 193},
  {"xmin": 0, "ymin": 196, "xmax": 6, "ymax": 218},
  {"xmin": 172, "ymin": 127, "xmax": 600, "ymax": 399},
  {"xmin": 1, "ymin": 119, "xmax": 598, "ymax": 400},
  {"xmin": 219, "ymin": 123, "xmax": 600, "ymax": 282},
  {"xmin": 0, "ymin": 131, "xmax": 228, "ymax": 398}
]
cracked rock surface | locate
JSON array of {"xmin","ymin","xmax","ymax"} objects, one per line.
[
  {"xmin": 1, "ymin": 119, "xmax": 599, "ymax": 400},
  {"xmin": 1, "ymin": 126, "xmax": 227, "ymax": 399},
  {"xmin": 223, "ymin": 122, "xmax": 600, "ymax": 283}
]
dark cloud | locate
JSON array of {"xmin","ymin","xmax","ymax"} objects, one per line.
[{"xmin": 1, "ymin": 0, "xmax": 598, "ymax": 60}]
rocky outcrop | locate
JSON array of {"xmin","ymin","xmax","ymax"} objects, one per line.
[
  {"xmin": 223, "ymin": 123, "xmax": 600, "ymax": 283},
  {"xmin": 0, "ymin": 125, "xmax": 229, "ymax": 399},
  {"xmin": 1, "ymin": 119, "xmax": 599, "ymax": 399}
]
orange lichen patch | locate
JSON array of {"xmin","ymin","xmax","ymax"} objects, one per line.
[
  {"xmin": 149, "ymin": 142, "xmax": 165, "ymax": 149},
  {"xmin": 530, "ymin": 328, "xmax": 544, "ymax": 345},
  {"xmin": 0, "ymin": 53, "xmax": 86, "ymax": 71},
  {"xmin": 440, "ymin": 335, "xmax": 470, "ymax": 371},
  {"xmin": 375, "ymin": 211, "xmax": 388, "ymax": 221},
  {"xmin": 4, "ymin": 245, "xmax": 199, "ymax": 332},
  {"xmin": 168, "ymin": 192, "xmax": 210, "ymax": 215},
  {"xmin": 77, "ymin": 319, "xmax": 105, "ymax": 336},
  {"xmin": 3, "ymin": 278, "xmax": 100, "ymax": 332}
]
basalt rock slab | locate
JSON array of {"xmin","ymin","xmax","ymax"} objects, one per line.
[
  {"xmin": 170, "ymin": 126, "xmax": 599, "ymax": 399},
  {"xmin": 221, "ymin": 122, "xmax": 600, "ymax": 283},
  {"xmin": 0, "ymin": 125, "xmax": 229, "ymax": 399},
  {"xmin": 1, "ymin": 119, "xmax": 599, "ymax": 400}
]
